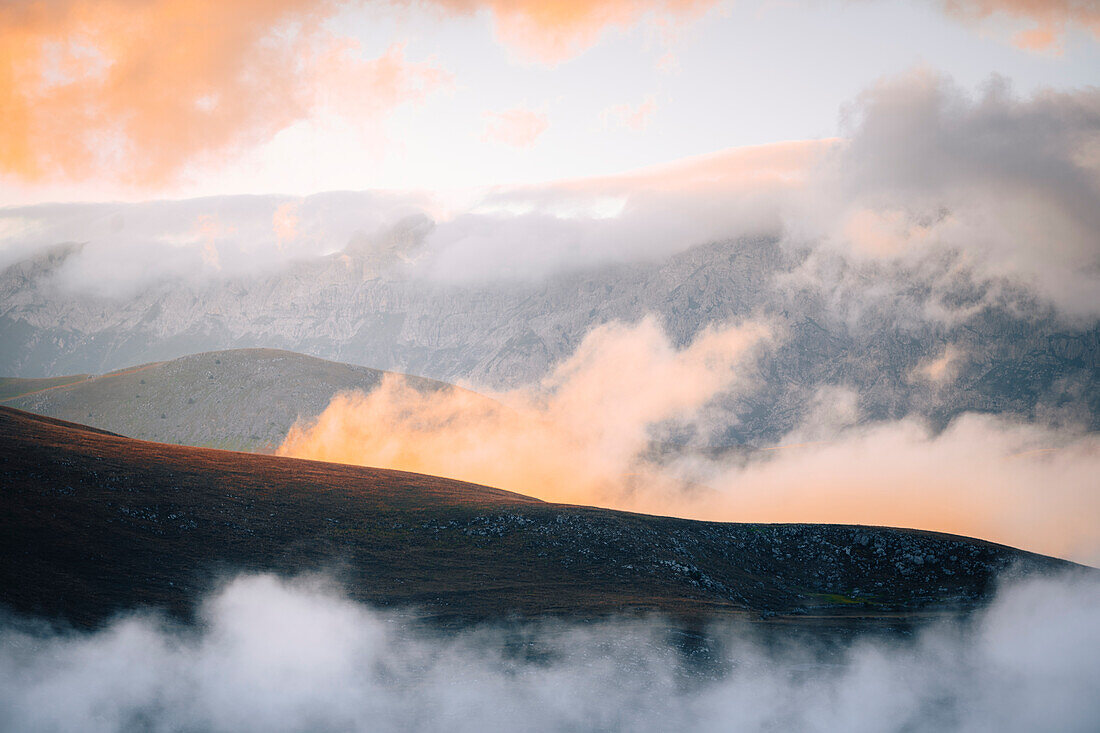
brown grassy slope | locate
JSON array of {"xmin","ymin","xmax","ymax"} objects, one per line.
[{"xmin": 0, "ymin": 407, "xmax": 1079, "ymax": 631}]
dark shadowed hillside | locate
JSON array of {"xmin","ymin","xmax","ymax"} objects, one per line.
[{"xmin": 0, "ymin": 407, "xmax": 1081, "ymax": 632}]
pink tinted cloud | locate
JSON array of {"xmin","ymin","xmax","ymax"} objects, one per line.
[
  {"xmin": 424, "ymin": 0, "xmax": 720, "ymax": 64},
  {"xmin": 531, "ymin": 138, "xmax": 837, "ymax": 197},
  {"xmin": 481, "ymin": 107, "xmax": 550, "ymax": 148},
  {"xmin": 600, "ymin": 95, "xmax": 658, "ymax": 131},
  {"xmin": 0, "ymin": 0, "xmax": 449, "ymax": 186},
  {"xmin": 427, "ymin": 0, "xmax": 1099, "ymax": 61},
  {"xmin": 940, "ymin": 0, "xmax": 1100, "ymax": 51}
]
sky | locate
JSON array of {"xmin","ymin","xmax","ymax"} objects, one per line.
[{"xmin": 2, "ymin": 0, "xmax": 1099, "ymax": 205}]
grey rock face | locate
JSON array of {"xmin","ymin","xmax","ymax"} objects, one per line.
[{"xmin": 2, "ymin": 237, "xmax": 1097, "ymax": 446}]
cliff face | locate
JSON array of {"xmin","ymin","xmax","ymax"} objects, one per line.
[{"xmin": 3, "ymin": 236, "xmax": 1097, "ymax": 445}]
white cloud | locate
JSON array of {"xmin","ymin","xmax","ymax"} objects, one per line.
[
  {"xmin": 4, "ymin": 71, "xmax": 1098, "ymax": 318},
  {"xmin": 1, "ymin": 570, "xmax": 1098, "ymax": 731}
]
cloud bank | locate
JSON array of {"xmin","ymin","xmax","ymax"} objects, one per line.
[
  {"xmin": 800, "ymin": 70, "xmax": 1100, "ymax": 319},
  {"xmin": 279, "ymin": 317, "xmax": 1100, "ymax": 564},
  {"xmin": 278, "ymin": 317, "xmax": 770, "ymax": 507},
  {"xmin": 420, "ymin": 71, "xmax": 1100, "ymax": 318},
  {"xmin": 5, "ymin": 70, "xmax": 1096, "ymax": 316},
  {"xmin": 0, "ymin": 190, "xmax": 432, "ymax": 298},
  {"xmin": 680, "ymin": 411, "xmax": 1100, "ymax": 565},
  {"xmin": 419, "ymin": 138, "xmax": 828, "ymax": 281},
  {"xmin": 2, "ymin": 570, "xmax": 1098, "ymax": 731}
]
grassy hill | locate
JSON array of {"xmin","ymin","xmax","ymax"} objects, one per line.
[
  {"xmin": 1, "ymin": 349, "xmax": 453, "ymax": 452},
  {"xmin": 0, "ymin": 374, "xmax": 91, "ymax": 401},
  {"xmin": 0, "ymin": 407, "xmax": 1079, "ymax": 632}
]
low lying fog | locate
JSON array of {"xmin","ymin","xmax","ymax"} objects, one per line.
[
  {"xmin": 2, "ymin": 570, "xmax": 1097, "ymax": 732},
  {"xmin": 278, "ymin": 317, "xmax": 1100, "ymax": 565}
]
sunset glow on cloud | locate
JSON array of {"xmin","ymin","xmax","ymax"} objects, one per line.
[
  {"xmin": 481, "ymin": 106, "xmax": 550, "ymax": 147},
  {"xmin": 3, "ymin": 0, "xmax": 1097, "ymax": 202},
  {"xmin": 600, "ymin": 94, "xmax": 658, "ymax": 131},
  {"xmin": 278, "ymin": 329, "xmax": 1100, "ymax": 563},
  {"xmin": 0, "ymin": 0, "xmax": 447, "ymax": 186},
  {"xmin": 2, "ymin": 0, "xmax": 1098, "ymax": 567},
  {"xmin": 425, "ymin": 0, "xmax": 720, "ymax": 63},
  {"xmin": 941, "ymin": 0, "xmax": 1100, "ymax": 51},
  {"xmin": 0, "ymin": 0, "xmax": 720, "ymax": 191},
  {"xmin": 4, "ymin": 3, "xmax": 1100, "ymax": 730}
]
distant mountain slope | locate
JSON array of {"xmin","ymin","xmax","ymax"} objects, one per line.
[
  {"xmin": 2, "ymin": 348, "xmax": 454, "ymax": 452},
  {"xmin": 0, "ymin": 407, "xmax": 1078, "ymax": 631},
  {"xmin": 0, "ymin": 374, "xmax": 90, "ymax": 401},
  {"xmin": 3, "ymin": 237, "xmax": 1096, "ymax": 445}
]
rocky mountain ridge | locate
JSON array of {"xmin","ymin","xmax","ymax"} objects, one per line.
[{"xmin": 3, "ymin": 235, "xmax": 1097, "ymax": 446}]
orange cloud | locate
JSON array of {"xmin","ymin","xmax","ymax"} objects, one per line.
[
  {"xmin": 425, "ymin": 0, "xmax": 720, "ymax": 63},
  {"xmin": 1013, "ymin": 26, "xmax": 1059, "ymax": 50},
  {"xmin": 499, "ymin": 139, "xmax": 836, "ymax": 201},
  {"xmin": 940, "ymin": 0, "xmax": 1100, "ymax": 51},
  {"xmin": 481, "ymin": 107, "xmax": 550, "ymax": 148},
  {"xmin": 279, "ymin": 316, "xmax": 1100, "ymax": 564},
  {"xmin": 426, "ymin": 0, "xmax": 1099, "ymax": 62},
  {"xmin": 688, "ymin": 416, "xmax": 1100, "ymax": 564},
  {"xmin": 0, "ymin": 0, "xmax": 447, "ymax": 186},
  {"xmin": 279, "ymin": 317, "xmax": 769, "ymax": 506},
  {"xmin": 600, "ymin": 95, "xmax": 658, "ymax": 131}
]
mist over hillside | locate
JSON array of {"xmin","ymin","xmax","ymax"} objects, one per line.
[
  {"xmin": 3, "ymin": 570, "xmax": 1099, "ymax": 733},
  {"xmin": 3, "ymin": 231, "xmax": 1096, "ymax": 449},
  {"xmin": 4, "ymin": 73, "xmax": 1097, "ymax": 451}
]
